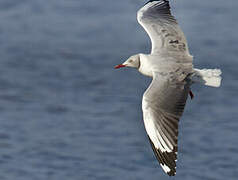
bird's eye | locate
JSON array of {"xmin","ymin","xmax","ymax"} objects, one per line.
[{"xmin": 129, "ymin": 59, "xmax": 133, "ymax": 63}]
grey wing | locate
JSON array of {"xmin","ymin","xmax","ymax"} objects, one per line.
[
  {"xmin": 142, "ymin": 73, "xmax": 190, "ymax": 176},
  {"xmin": 137, "ymin": 0, "xmax": 190, "ymax": 55}
]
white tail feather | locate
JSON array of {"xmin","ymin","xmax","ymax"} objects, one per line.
[{"xmin": 191, "ymin": 68, "xmax": 222, "ymax": 87}]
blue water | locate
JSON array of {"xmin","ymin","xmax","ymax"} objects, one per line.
[{"xmin": 0, "ymin": 0, "xmax": 237, "ymax": 179}]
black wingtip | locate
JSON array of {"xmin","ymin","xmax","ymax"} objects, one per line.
[
  {"xmin": 147, "ymin": 135, "xmax": 177, "ymax": 176},
  {"xmin": 144, "ymin": 0, "xmax": 169, "ymax": 6}
]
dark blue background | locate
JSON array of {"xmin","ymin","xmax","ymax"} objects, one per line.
[{"xmin": 0, "ymin": 0, "xmax": 237, "ymax": 179}]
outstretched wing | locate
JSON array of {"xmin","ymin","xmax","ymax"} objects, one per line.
[
  {"xmin": 142, "ymin": 73, "xmax": 189, "ymax": 176},
  {"xmin": 137, "ymin": 0, "xmax": 190, "ymax": 55}
]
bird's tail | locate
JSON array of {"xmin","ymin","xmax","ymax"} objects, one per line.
[{"xmin": 190, "ymin": 68, "xmax": 222, "ymax": 87}]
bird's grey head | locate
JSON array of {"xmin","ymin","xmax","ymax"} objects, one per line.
[{"xmin": 114, "ymin": 54, "xmax": 140, "ymax": 69}]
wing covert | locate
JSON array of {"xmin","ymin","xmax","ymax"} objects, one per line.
[{"xmin": 137, "ymin": 0, "xmax": 190, "ymax": 55}]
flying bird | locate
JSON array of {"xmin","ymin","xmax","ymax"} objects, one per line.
[{"xmin": 115, "ymin": 0, "xmax": 222, "ymax": 176}]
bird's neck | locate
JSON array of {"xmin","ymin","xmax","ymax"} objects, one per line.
[{"xmin": 138, "ymin": 54, "xmax": 153, "ymax": 77}]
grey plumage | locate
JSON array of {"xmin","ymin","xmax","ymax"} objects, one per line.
[
  {"xmin": 115, "ymin": 0, "xmax": 222, "ymax": 176},
  {"xmin": 142, "ymin": 73, "xmax": 190, "ymax": 176},
  {"xmin": 137, "ymin": 0, "xmax": 191, "ymax": 56},
  {"xmin": 137, "ymin": 0, "xmax": 193, "ymax": 176}
]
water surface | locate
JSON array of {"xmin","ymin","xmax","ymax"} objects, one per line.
[{"xmin": 0, "ymin": 0, "xmax": 237, "ymax": 179}]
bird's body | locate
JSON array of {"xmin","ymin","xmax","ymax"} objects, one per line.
[
  {"xmin": 115, "ymin": 0, "xmax": 222, "ymax": 176},
  {"xmin": 138, "ymin": 53, "xmax": 193, "ymax": 79}
]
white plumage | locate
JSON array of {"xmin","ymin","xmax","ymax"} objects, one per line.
[{"xmin": 115, "ymin": 0, "xmax": 222, "ymax": 176}]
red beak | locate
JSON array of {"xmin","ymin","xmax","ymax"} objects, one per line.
[{"xmin": 114, "ymin": 64, "xmax": 126, "ymax": 69}]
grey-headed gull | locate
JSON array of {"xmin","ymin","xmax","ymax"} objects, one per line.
[{"xmin": 115, "ymin": 0, "xmax": 222, "ymax": 176}]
